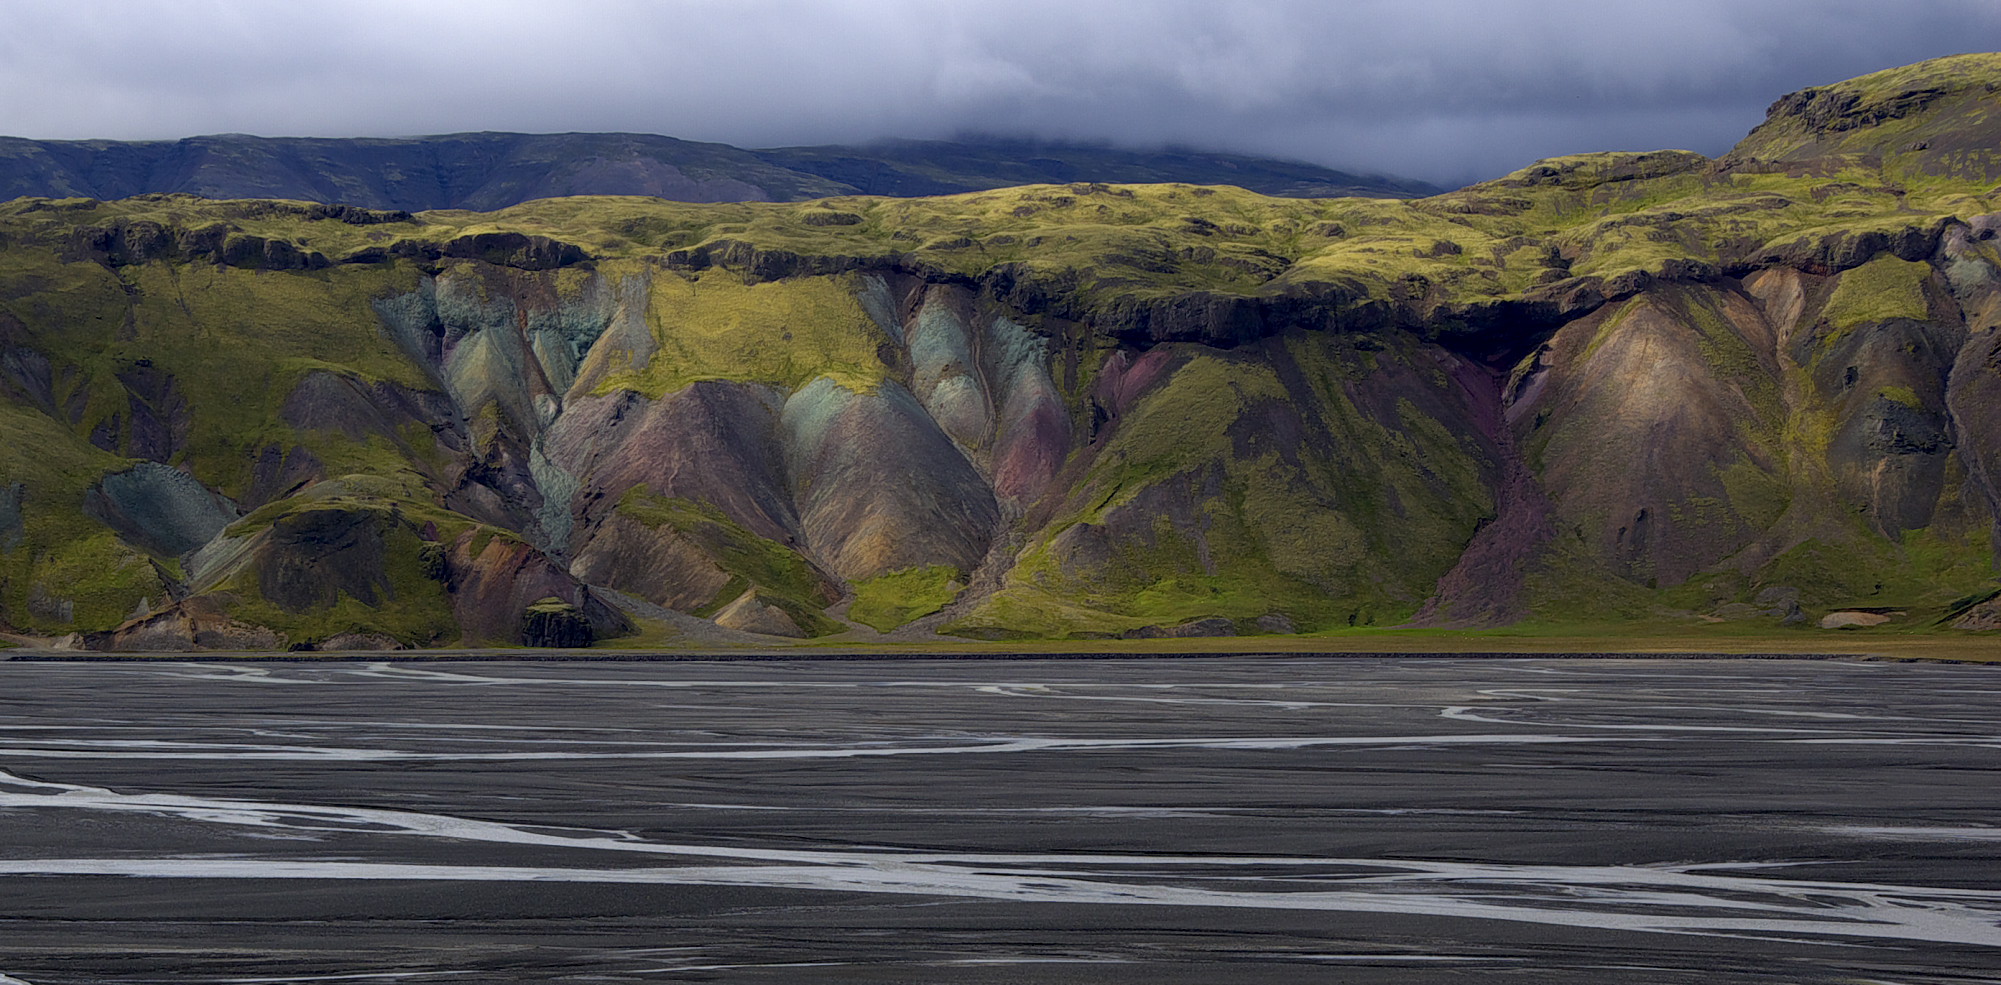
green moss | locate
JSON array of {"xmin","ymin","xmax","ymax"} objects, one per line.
[
  {"xmin": 9, "ymin": 528, "xmax": 165, "ymax": 632},
  {"xmin": 1821, "ymin": 256, "xmax": 1931, "ymax": 330},
  {"xmin": 744, "ymin": 591, "xmax": 847, "ymax": 639},
  {"xmin": 593, "ymin": 272, "xmax": 890, "ymax": 395},
  {"xmin": 1716, "ymin": 458, "xmax": 1790, "ymax": 531},
  {"xmin": 1728, "ymin": 54, "xmax": 2001, "ymax": 178},
  {"xmin": 0, "ymin": 400, "xmax": 159, "ymax": 632},
  {"xmin": 214, "ymin": 501, "xmax": 459, "ymax": 647},
  {"xmin": 848, "ymin": 565, "xmax": 962, "ymax": 632},
  {"xmin": 1879, "ymin": 384, "xmax": 1923, "ymax": 409},
  {"xmin": 1521, "ymin": 535, "xmax": 1672, "ymax": 623},
  {"xmin": 0, "ymin": 250, "xmax": 440, "ymax": 504},
  {"xmin": 1754, "ymin": 539, "xmax": 1893, "ymax": 606},
  {"xmin": 615, "ymin": 486, "xmax": 830, "ymax": 614},
  {"xmin": 952, "ymin": 332, "xmax": 1493, "ymax": 639}
]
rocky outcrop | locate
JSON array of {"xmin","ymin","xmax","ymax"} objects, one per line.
[
  {"xmin": 1121, "ymin": 617, "xmax": 1237, "ymax": 639},
  {"xmin": 67, "ymin": 221, "xmax": 333, "ymax": 270},
  {"xmin": 84, "ymin": 597, "xmax": 286, "ymax": 652},
  {"xmin": 1821, "ymin": 611, "xmax": 1894, "ymax": 629},
  {"xmin": 444, "ymin": 531, "xmax": 630, "ymax": 647},
  {"xmin": 521, "ymin": 597, "xmax": 593, "ymax": 648},
  {"xmin": 712, "ymin": 591, "xmax": 810, "ymax": 638}
]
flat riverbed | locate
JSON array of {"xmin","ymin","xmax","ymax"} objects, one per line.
[{"xmin": 0, "ymin": 655, "xmax": 1996, "ymax": 983}]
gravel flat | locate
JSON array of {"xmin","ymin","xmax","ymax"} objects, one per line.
[{"xmin": 0, "ymin": 655, "xmax": 1996, "ymax": 983}]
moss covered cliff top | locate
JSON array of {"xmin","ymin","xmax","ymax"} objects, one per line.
[
  {"xmin": 1727, "ymin": 52, "xmax": 2001, "ymax": 183},
  {"xmin": 3, "ymin": 54, "xmax": 1997, "ymax": 349},
  {"xmin": 4, "ymin": 168, "xmax": 1983, "ymax": 354}
]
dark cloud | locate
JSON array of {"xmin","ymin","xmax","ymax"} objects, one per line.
[{"xmin": 5, "ymin": 0, "xmax": 1997, "ymax": 184}]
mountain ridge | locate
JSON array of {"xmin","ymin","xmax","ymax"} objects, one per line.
[
  {"xmin": 0, "ymin": 131, "xmax": 1438, "ymax": 212},
  {"xmin": 1, "ymin": 54, "xmax": 1999, "ymax": 650}
]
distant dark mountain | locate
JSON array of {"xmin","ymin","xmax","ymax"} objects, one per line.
[
  {"xmin": 0, "ymin": 132, "xmax": 850, "ymax": 210},
  {"xmin": 0, "ymin": 132, "xmax": 1439, "ymax": 209},
  {"xmin": 753, "ymin": 137, "xmax": 1441, "ymax": 199}
]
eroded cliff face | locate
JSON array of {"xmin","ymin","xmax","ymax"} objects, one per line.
[
  {"xmin": 1481, "ymin": 256, "xmax": 1998, "ymax": 624},
  {"xmin": 4, "ymin": 55, "xmax": 2001, "ymax": 647}
]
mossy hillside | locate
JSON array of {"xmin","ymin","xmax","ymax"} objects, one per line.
[
  {"xmin": 6, "ymin": 136, "xmax": 1994, "ymax": 359},
  {"xmin": 1819, "ymin": 255, "xmax": 1933, "ymax": 330},
  {"xmin": 1729, "ymin": 53, "xmax": 2001, "ymax": 183},
  {"xmin": 460, "ymin": 172, "xmax": 1970, "ymax": 325},
  {"xmin": 1521, "ymin": 288, "xmax": 1788, "ymax": 580},
  {"xmin": 0, "ymin": 396, "xmax": 166, "ymax": 632},
  {"xmin": 848, "ymin": 565, "xmax": 961, "ymax": 632},
  {"xmin": 1742, "ymin": 359, "xmax": 1995, "ymax": 617},
  {"xmin": 0, "ymin": 195, "xmax": 392, "ymax": 258},
  {"xmin": 1702, "ymin": 449, "xmax": 1996, "ymax": 620},
  {"xmin": 590, "ymin": 271, "xmax": 892, "ymax": 396},
  {"xmin": 1, "ymin": 53, "xmax": 1999, "ymax": 645},
  {"xmin": 1517, "ymin": 269, "xmax": 1994, "ymax": 622},
  {"xmin": 612, "ymin": 486, "xmax": 837, "ymax": 629},
  {"xmin": 1518, "ymin": 533, "xmax": 1681, "ymax": 626},
  {"xmin": 1747, "ymin": 527, "xmax": 1993, "ymax": 615},
  {"xmin": 124, "ymin": 264, "xmax": 442, "ymax": 489},
  {"xmin": 0, "ymin": 448, "xmax": 164, "ymax": 633},
  {"xmin": 0, "ymin": 239, "xmax": 442, "ymax": 501},
  {"xmin": 222, "ymin": 473, "xmax": 477, "ymax": 549},
  {"xmin": 211, "ymin": 509, "xmax": 460, "ymax": 648},
  {"xmin": 658, "ymin": 165, "xmax": 1976, "ymax": 331},
  {"xmin": 191, "ymin": 478, "xmax": 524, "ymax": 645},
  {"xmin": 441, "ymin": 196, "xmax": 778, "ymax": 256},
  {"xmin": 950, "ymin": 334, "xmax": 1493, "ymax": 638}
]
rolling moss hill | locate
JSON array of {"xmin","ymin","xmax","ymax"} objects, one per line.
[{"xmin": 2, "ymin": 54, "xmax": 2001, "ymax": 649}]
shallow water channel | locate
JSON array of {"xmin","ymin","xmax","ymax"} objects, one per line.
[{"xmin": 0, "ymin": 655, "xmax": 1996, "ymax": 983}]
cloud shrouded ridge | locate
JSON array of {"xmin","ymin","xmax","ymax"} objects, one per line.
[{"xmin": 5, "ymin": 0, "xmax": 1998, "ymax": 184}]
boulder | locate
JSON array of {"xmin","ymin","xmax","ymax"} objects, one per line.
[
  {"xmin": 1820, "ymin": 611, "xmax": 1892, "ymax": 629},
  {"xmin": 1754, "ymin": 585, "xmax": 1801, "ymax": 606},
  {"xmin": 1952, "ymin": 598, "xmax": 2001, "ymax": 631},
  {"xmin": 712, "ymin": 591, "xmax": 808, "ymax": 638},
  {"xmin": 1255, "ymin": 613, "xmax": 1299, "ymax": 635},
  {"xmin": 317, "ymin": 632, "xmax": 405, "ymax": 651},
  {"xmin": 521, "ymin": 597, "xmax": 593, "ymax": 648},
  {"xmin": 1122, "ymin": 617, "xmax": 1238, "ymax": 640},
  {"xmin": 1768, "ymin": 598, "xmax": 1807, "ymax": 626},
  {"xmin": 83, "ymin": 598, "xmax": 286, "ymax": 652}
]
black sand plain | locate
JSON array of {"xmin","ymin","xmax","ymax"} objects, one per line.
[{"xmin": 0, "ymin": 655, "xmax": 1996, "ymax": 983}]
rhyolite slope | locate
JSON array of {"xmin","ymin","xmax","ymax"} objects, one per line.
[{"xmin": 2, "ymin": 54, "xmax": 2000, "ymax": 648}]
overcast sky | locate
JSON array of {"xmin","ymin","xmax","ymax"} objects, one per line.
[{"xmin": 4, "ymin": 0, "xmax": 1997, "ymax": 185}]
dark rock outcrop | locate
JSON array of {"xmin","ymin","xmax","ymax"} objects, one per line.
[
  {"xmin": 521, "ymin": 597, "xmax": 593, "ymax": 648},
  {"xmin": 1122, "ymin": 617, "xmax": 1238, "ymax": 639},
  {"xmin": 712, "ymin": 591, "xmax": 810, "ymax": 638}
]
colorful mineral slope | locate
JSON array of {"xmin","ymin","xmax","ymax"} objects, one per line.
[{"xmin": 2, "ymin": 55, "xmax": 2000, "ymax": 648}]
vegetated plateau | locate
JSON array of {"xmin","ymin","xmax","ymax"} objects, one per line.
[{"xmin": 4, "ymin": 54, "xmax": 2001, "ymax": 651}]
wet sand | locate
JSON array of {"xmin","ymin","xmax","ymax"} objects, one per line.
[{"xmin": 0, "ymin": 656, "xmax": 1996, "ymax": 983}]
